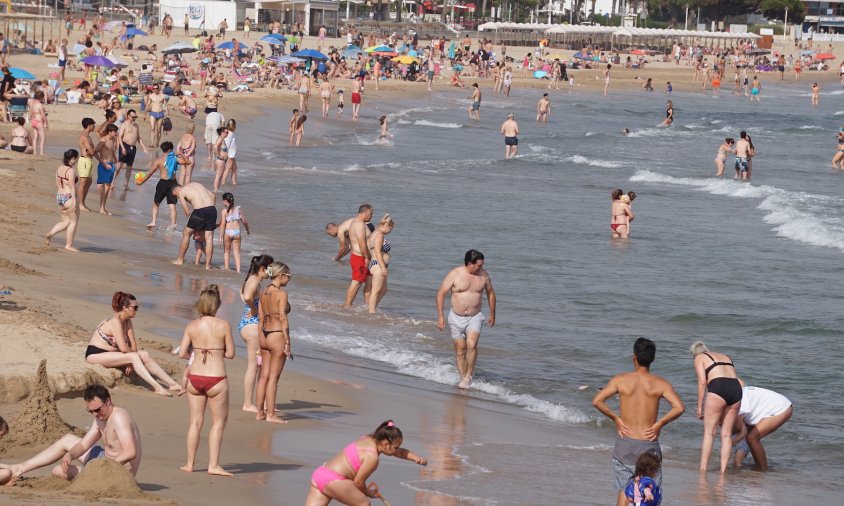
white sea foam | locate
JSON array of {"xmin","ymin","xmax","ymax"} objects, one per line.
[
  {"xmin": 630, "ymin": 169, "xmax": 844, "ymax": 252},
  {"xmin": 343, "ymin": 164, "xmax": 364, "ymax": 172},
  {"xmin": 567, "ymin": 155, "xmax": 622, "ymax": 168},
  {"xmin": 414, "ymin": 119, "xmax": 462, "ymax": 129},
  {"xmin": 799, "ymin": 125, "xmax": 823, "ymax": 130},
  {"xmin": 585, "ymin": 131, "xmax": 597, "ymax": 136},
  {"xmin": 295, "ymin": 330, "xmax": 591, "ymax": 424}
]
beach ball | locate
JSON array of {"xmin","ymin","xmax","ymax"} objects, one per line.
[{"xmin": 135, "ymin": 172, "xmax": 146, "ymax": 185}]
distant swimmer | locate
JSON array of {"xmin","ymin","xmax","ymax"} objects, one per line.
[
  {"xmin": 811, "ymin": 82, "xmax": 820, "ymax": 107},
  {"xmin": 436, "ymin": 249, "xmax": 497, "ymax": 389},
  {"xmin": 730, "ymin": 386, "xmax": 793, "ymax": 471},
  {"xmin": 592, "ymin": 338, "xmax": 684, "ymax": 506},
  {"xmin": 501, "ymin": 113, "xmax": 519, "ymax": 159},
  {"xmin": 661, "ymin": 100, "xmax": 674, "ymax": 126},
  {"xmin": 536, "ymin": 93, "xmax": 551, "ymax": 123}
]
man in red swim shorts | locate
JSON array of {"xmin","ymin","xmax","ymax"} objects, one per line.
[
  {"xmin": 351, "ymin": 76, "xmax": 363, "ymax": 119},
  {"xmin": 344, "ymin": 203, "xmax": 373, "ymax": 308}
]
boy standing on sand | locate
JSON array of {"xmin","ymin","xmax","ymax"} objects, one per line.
[
  {"xmin": 592, "ymin": 338, "xmax": 685, "ymax": 506},
  {"xmin": 77, "ymin": 117, "xmax": 97, "ymax": 212}
]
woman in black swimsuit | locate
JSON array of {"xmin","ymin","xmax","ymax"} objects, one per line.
[
  {"xmin": 691, "ymin": 340, "xmax": 742, "ymax": 473},
  {"xmin": 85, "ymin": 291, "xmax": 184, "ymax": 396},
  {"xmin": 255, "ymin": 262, "xmax": 292, "ymax": 424}
]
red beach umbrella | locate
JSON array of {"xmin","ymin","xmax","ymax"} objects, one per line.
[{"xmin": 814, "ymin": 53, "xmax": 835, "ymax": 61}]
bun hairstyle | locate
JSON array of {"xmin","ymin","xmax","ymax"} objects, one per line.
[
  {"xmin": 112, "ymin": 291, "xmax": 136, "ymax": 312},
  {"xmin": 378, "ymin": 213, "xmax": 394, "ymax": 227},
  {"xmin": 611, "ymin": 188, "xmax": 623, "ymax": 200},
  {"xmin": 242, "ymin": 254, "xmax": 274, "ymax": 293},
  {"xmin": 266, "ymin": 261, "xmax": 290, "ymax": 279},
  {"xmin": 370, "ymin": 420, "xmax": 402, "ymax": 444},
  {"xmin": 196, "ymin": 284, "xmax": 221, "ymax": 316}
]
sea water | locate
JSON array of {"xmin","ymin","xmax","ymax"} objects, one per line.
[{"xmin": 118, "ymin": 80, "xmax": 843, "ymax": 503}]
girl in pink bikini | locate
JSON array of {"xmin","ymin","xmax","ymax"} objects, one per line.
[{"xmin": 305, "ymin": 420, "xmax": 427, "ymax": 505}]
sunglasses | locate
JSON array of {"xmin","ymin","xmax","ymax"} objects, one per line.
[{"xmin": 87, "ymin": 402, "xmax": 107, "ymax": 414}]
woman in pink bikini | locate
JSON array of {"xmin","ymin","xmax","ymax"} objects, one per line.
[
  {"xmin": 178, "ymin": 285, "xmax": 235, "ymax": 476},
  {"xmin": 28, "ymin": 91, "xmax": 48, "ymax": 155},
  {"xmin": 305, "ymin": 420, "xmax": 427, "ymax": 505}
]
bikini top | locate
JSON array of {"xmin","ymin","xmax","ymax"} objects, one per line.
[
  {"xmin": 225, "ymin": 206, "xmax": 241, "ymax": 223},
  {"xmin": 381, "ymin": 241, "xmax": 391, "ymax": 253},
  {"xmin": 195, "ymin": 347, "xmax": 225, "ymax": 364},
  {"xmin": 343, "ymin": 440, "xmax": 378, "ymax": 473},
  {"xmin": 95, "ymin": 318, "xmax": 119, "ymax": 348},
  {"xmin": 703, "ymin": 352, "xmax": 734, "ymax": 380},
  {"xmin": 57, "ymin": 166, "xmax": 78, "ymax": 186}
]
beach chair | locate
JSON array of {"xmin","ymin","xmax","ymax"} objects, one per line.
[
  {"xmin": 7, "ymin": 97, "xmax": 28, "ymax": 122},
  {"xmin": 231, "ymin": 68, "xmax": 254, "ymax": 84}
]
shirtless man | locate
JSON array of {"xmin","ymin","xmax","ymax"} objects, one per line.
[
  {"xmin": 436, "ymin": 249, "xmax": 497, "ymax": 389},
  {"xmin": 734, "ymin": 131, "xmax": 751, "ymax": 180},
  {"xmin": 592, "ymin": 338, "xmax": 685, "ymax": 506},
  {"xmin": 136, "ymin": 141, "xmax": 188, "ymax": 230},
  {"xmin": 351, "ymin": 76, "xmax": 363, "ymax": 119},
  {"xmin": 0, "ymin": 385, "xmax": 141, "ymax": 484},
  {"xmin": 344, "ymin": 204, "xmax": 374, "ymax": 308},
  {"xmin": 77, "ymin": 118, "xmax": 97, "ymax": 212},
  {"xmin": 811, "ymin": 82, "xmax": 821, "ymax": 107},
  {"xmin": 468, "ymin": 83, "xmax": 481, "ymax": 120},
  {"xmin": 172, "ymin": 182, "xmax": 217, "ymax": 269},
  {"xmin": 147, "ymin": 84, "xmax": 167, "ymax": 147},
  {"xmin": 501, "ymin": 113, "xmax": 519, "ymax": 159},
  {"xmin": 177, "ymin": 91, "xmax": 197, "ymax": 118},
  {"xmin": 325, "ymin": 218, "xmax": 353, "ymax": 261},
  {"xmin": 93, "ymin": 124, "xmax": 119, "ymax": 215},
  {"xmin": 536, "ymin": 93, "xmax": 551, "ymax": 123},
  {"xmin": 114, "ymin": 109, "xmax": 149, "ymax": 190}
]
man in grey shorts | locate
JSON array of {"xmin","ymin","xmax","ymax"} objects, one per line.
[
  {"xmin": 436, "ymin": 249, "xmax": 496, "ymax": 389},
  {"xmin": 592, "ymin": 338, "xmax": 685, "ymax": 506}
]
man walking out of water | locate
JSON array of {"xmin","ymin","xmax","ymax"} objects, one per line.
[
  {"xmin": 592, "ymin": 338, "xmax": 685, "ymax": 506},
  {"xmin": 501, "ymin": 113, "xmax": 519, "ymax": 159},
  {"xmin": 468, "ymin": 83, "xmax": 481, "ymax": 120},
  {"xmin": 172, "ymin": 182, "xmax": 217, "ymax": 269},
  {"xmin": 436, "ymin": 249, "xmax": 497, "ymax": 389},
  {"xmin": 344, "ymin": 204, "xmax": 374, "ymax": 308},
  {"xmin": 0, "ymin": 385, "xmax": 141, "ymax": 484}
]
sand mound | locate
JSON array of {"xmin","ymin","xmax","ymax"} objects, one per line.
[
  {"xmin": 66, "ymin": 458, "xmax": 145, "ymax": 499},
  {"xmin": 0, "ymin": 360, "xmax": 81, "ymax": 453}
]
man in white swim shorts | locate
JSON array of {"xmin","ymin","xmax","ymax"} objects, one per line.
[{"xmin": 436, "ymin": 249, "xmax": 496, "ymax": 389}]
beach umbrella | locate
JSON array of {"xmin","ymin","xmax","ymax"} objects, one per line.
[
  {"xmin": 81, "ymin": 55, "xmax": 117, "ymax": 67},
  {"xmin": 573, "ymin": 51, "xmax": 591, "ymax": 60},
  {"xmin": 8, "ymin": 67, "xmax": 35, "ymax": 79},
  {"xmin": 534, "ymin": 70, "xmax": 548, "ymax": 78},
  {"xmin": 217, "ymin": 41, "xmax": 237, "ymax": 50},
  {"xmin": 126, "ymin": 27, "xmax": 148, "ymax": 37},
  {"xmin": 366, "ymin": 45, "xmax": 394, "ymax": 54},
  {"xmin": 72, "ymin": 43, "xmax": 87, "ymax": 56},
  {"xmin": 106, "ymin": 56, "xmax": 129, "ymax": 68},
  {"xmin": 630, "ymin": 49, "xmax": 645, "ymax": 55},
  {"xmin": 162, "ymin": 42, "xmax": 198, "ymax": 54},
  {"xmin": 372, "ymin": 49, "xmax": 398, "ymax": 57},
  {"xmin": 343, "ymin": 45, "xmax": 364, "ymax": 58},
  {"xmin": 814, "ymin": 52, "xmax": 835, "ymax": 61},
  {"xmin": 292, "ymin": 49, "xmax": 329, "ymax": 60},
  {"xmin": 392, "ymin": 55, "xmax": 420, "ymax": 65},
  {"xmin": 260, "ymin": 35, "xmax": 286, "ymax": 45},
  {"xmin": 270, "ymin": 55, "xmax": 304, "ymax": 64}
]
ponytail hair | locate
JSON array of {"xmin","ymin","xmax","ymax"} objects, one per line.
[
  {"xmin": 196, "ymin": 284, "xmax": 221, "ymax": 316},
  {"xmin": 242, "ymin": 254, "xmax": 274, "ymax": 294},
  {"xmin": 111, "ymin": 291, "xmax": 136, "ymax": 312},
  {"xmin": 266, "ymin": 261, "xmax": 290, "ymax": 279},
  {"xmin": 370, "ymin": 420, "xmax": 402, "ymax": 444}
]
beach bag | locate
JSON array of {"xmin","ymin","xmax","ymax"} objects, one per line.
[{"xmin": 162, "ymin": 117, "xmax": 173, "ymax": 132}]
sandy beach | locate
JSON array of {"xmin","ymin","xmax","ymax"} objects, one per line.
[{"xmin": 2, "ymin": 22, "xmax": 843, "ymax": 506}]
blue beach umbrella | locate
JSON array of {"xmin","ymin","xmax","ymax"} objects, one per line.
[
  {"xmin": 270, "ymin": 55, "xmax": 304, "ymax": 65},
  {"xmin": 260, "ymin": 35, "xmax": 286, "ymax": 45},
  {"xmin": 126, "ymin": 27, "xmax": 148, "ymax": 37},
  {"xmin": 292, "ymin": 49, "xmax": 329, "ymax": 60},
  {"xmin": 80, "ymin": 55, "xmax": 117, "ymax": 67},
  {"xmin": 534, "ymin": 70, "xmax": 548, "ymax": 78},
  {"xmin": 9, "ymin": 67, "xmax": 36, "ymax": 79},
  {"xmin": 407, "ymin": 49, "xmax": 419, "ymax": 57},
  {"xmin": 217, "ymin": 41, "xmax": 237, "ymax": 50},
  {"xmin": 366, "ymin": 45, "xmax": 393, "ymax": 54},
  {"xmin": 342, "ymin": 46, "xmax": 364, "ymax": 58}
]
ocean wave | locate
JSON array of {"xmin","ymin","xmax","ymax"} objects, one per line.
[
  {"xmin": 799, "ymin": 125, "xmax": 823, "ymax": 130},
  {"xmin": 414, "ymin": 119, "xmax": 462, "ymax": 129},
  {"xmin": 295, "ymin": 330, "xmax": 591, "ymax": 424},
  {"xmin": 630, "ymin": 169, "xmax": 844, "ymax": 252},
  {"xmin": 567, "ymin": 155, "xmax": 622, "ymax": 168},
  {"xmin": 343, "ymin": 164, "xmax": 364, "ymax": 172}
]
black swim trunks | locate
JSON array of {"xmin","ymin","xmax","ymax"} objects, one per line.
[
  {"xmin": 153, "ymin": 178, "xmax": 178, "ymax": 205},
  {"xmin": 119, "ymin": 142, "xmax": 137, "ymax": 166},
  {"xmin": 186, "ymin": 205, "xmax": 218, "ymax": 231},
  {"xmin": 504, "ymin": 136, "xmax": 519, "ymax": 146}
]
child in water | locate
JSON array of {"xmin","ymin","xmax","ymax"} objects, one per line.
[
  {"xmin": 193, "ymin": 230, "xmax": 206, "ymax": 266},
  {"xmin": 336, "ymin": 90, "xmax": 344, "ymax": 117},
  {"xmin": 624, "ymin": 450, "xmax": 662, "ymax": 506}
]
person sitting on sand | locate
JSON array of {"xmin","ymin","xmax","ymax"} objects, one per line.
[
  {"xmin": 85, "ymin": 291, "xmax": 184, "ymax": 396},
  {"xmin": 8, "ymin": 117, "xmax": 34, "ymax": 154},
  {"xmin": 178, "ymin": 285, "xmax": 235, "ymax": 477},
  {"xmin": 0, "ymin": 385, "xmax": 141, "ymax": 484},
  {"xmin": 304, "ymin": 420, "xmax": 428, "ymax": 506}
]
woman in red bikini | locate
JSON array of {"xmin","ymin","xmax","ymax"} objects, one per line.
[
  {"xmin": 610, "ymin": 188, "xmax": 634, "ymax": 239},
  {"xmin": 305, "ymin": 420, "xmax": 427, "ymax": 505},
  {"xmin": 178, "ymin": 285, "xmax": 235, "ymax": 476}
]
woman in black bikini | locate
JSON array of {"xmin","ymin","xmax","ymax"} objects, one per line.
[
  {"xmin": 45, "ymin": 149, "xmax": 80, "ymax": 251},
  {"xmin": 8, "ymin": 117, "xmax": 34, "ymax": 154},
  {"xmin": 255, "ymin": 262, "xmax": 292, "ymax": 423},
  {"xmin": 177, "ymin": 285, "xmax": 235, "ymax": 476},
  {"xmin": 85, "ymin": 291, "xmax": 184, "ymax": 396},
  {"xmin": 691, "ymin": 340, "xmax": 742, "ymax": 473}
]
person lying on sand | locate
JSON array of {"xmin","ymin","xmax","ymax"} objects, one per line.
[{"xmin": 0, "ymin": 385, "xmax": 141, "ymax": 484}]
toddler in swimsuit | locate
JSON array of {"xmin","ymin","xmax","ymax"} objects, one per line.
[
  {"xmin": 624, "ymin": 450, "xmax": 662, "ymax": 506},
  {"xmin": 193, "ymin": 230, "xmax": 206, "ymax": 265}
]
